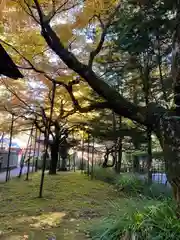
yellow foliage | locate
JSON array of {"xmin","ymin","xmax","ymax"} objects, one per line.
[
  {"xmin": 0, "ymin": 0, "xmax": 118, "ymax": 127},
  {"xmin": 54, "ymin": 23, "xmax": 74, "ymax": 44}
]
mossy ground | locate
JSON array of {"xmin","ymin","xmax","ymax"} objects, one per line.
[{"xmin": 0, "ymin": 171, "xmax": 122, "ymax": 240}]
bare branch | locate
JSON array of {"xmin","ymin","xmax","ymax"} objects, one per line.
[
  {"xmin": 0, "ymin": 39, "xmax": 68, "ymax": 87},
  {"xmin": 88, "ymin": 2, "xmax": 121, "ymax": 68},
  {"xmin": 47, "ymin": 0, "xmax": 82, "ymax": 23},
  {"xmin": 33, "ymin": 0, "xmax": 45, "ymax": 24},
  {"xmin": 1, "ymin": 79, "xmax": 30, "ymax": 108},
  {"xmin": 22, "ymin": 0, "xmax": 39, "ymax": 23},
  {"xmin": 47, "ymin": 0, "xmax": 68, "ymax": 22}
]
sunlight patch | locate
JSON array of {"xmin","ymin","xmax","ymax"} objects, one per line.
[
  {"xmin": 16, "ymin": 212, "xmax": 66, "ymax": 229},
  {"xmin": 30, "ymin": 212, "xmax": 66, "ymax": 229}
]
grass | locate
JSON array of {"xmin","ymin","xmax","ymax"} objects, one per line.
[
  {"xmin": 93, "ymin": 166, "xmax": 172, "ymax": 199},
  {"xmin": 89, "ymin": 167, "xmax": 177, "ymax": 240},
  {"xmin": 90, "ymin": 199, "xmax": 179, "ymax": 240},
  {"xmin": 0, "ymin": 171, "xmax": 122, "ymax": 240}
]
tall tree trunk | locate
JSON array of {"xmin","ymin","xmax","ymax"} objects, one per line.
[
  {"xmin": 167, "ymin": 6, "xmax": 180, "ymax": 211},
  {"xmin": 59, "ymin": 135, "xmax": 68, "ymax": 171},
  {"xmin": 112, "ymin": 111, "xmax": 118, "ymax": 172},
  {"xmin": 116, "ymin": 116, "xmax": 122, "ymax": 174},
  {"xmin": 157, "ymin": 116, "xmax": 180, "ymax": 211},
  {"xmin": 49, "ymin": 140, "xmax": 59, "ymax": 175},
  {"xmin": 61, "ymin": 157, "xmax": 67, "ymax": 171},
  {"xmin": 117, "ymin": 139, "xmax": 122, "ymax": 174},
  {"xmin": 147, "ymin": 127, "xmax": 152, "ymax": 184}
]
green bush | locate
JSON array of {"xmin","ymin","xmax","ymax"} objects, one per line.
[
  {"xmin": 93, "ymin": 166, "xmax": 117, "ymax": 184},
  {"xmin": 92, "ymin": 168, "xmax": 172, "ymax": 199},
  {"xmin": 115, "ymin": 173, "xmax": 172, "ymax": 199},
  {"xmin": 115, "ymin": 173, "xmax": 145, "ymax": 194},
  {"xmin": 90, "ymin": 200, "xmax": 180, "ymax": 240},
  {"xmin": 143, "ymin": 182, "xmax": 172, "ymax": 199}
]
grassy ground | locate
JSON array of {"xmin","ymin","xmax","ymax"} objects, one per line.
[{"xmin": 0, "ymin": 171, "xmax": 122, "ymax": 240}]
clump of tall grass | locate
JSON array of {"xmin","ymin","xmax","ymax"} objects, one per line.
[
  {"xmin": 115, "ymin": 173, "xmax": 172, "ymax": 199},
  {"xmin": 93, "ymin": 166, "xmax": 117, "ymax": 184},
  {"xmin": 90, "ymin": 200, "xmax": 179, "ymax": 240},
  {"xmin": 93, "ymin": 166, "xmax": 172, "ymax": 199}
]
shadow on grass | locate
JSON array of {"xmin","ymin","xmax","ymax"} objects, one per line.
[{"xmin": 0, "ymin": 172, "xmax": 120, "ymax": 240}]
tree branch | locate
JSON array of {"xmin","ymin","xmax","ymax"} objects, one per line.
[
  {"xmin": 33, "ymin": 0, "xmax": 45, "ymax": 24},
  {"xmin": 28, "ymin": 2, "xmax": 167, "ymax": 128},
  {"xmin": 47, "ymin": 0, "xmax": 79, "ymax": 23},
  {"xmin": 20, "ymin": 0, "xmax": 39, "ymax": 24},
  {"xmin": 39, "ymin": 22, "xmax": 150, "ymax": 124},
  {"xmin": 88, "ymin": 3, "xmax": 121, "ymax": 68}
]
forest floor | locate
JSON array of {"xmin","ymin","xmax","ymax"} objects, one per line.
[{"xmin": 0, "ymin": 171, "xmax": 127, "ymax": 240}]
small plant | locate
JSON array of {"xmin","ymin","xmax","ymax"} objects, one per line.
[
  {"xmin": 90, "ymin": 200, "xmax": 180, "ymax": 240},
  {"xmin": 115, "ymin": 174, "xmax": 145, "ymax": 194}
]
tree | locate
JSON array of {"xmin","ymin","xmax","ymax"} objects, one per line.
[
  {"xmin": 19, "ymin": 0, "xmax": 180, "ymax": 206},
  {"xmin": 2, "ymin": 0, "xmax": 180, "ymax": 206}
]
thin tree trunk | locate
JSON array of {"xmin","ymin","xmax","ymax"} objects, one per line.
[
  {"xmin": 81, "ymin": 131, "xmax": 84, "ymax": 173},
  {"xmin": 60, "ymin": 157, "xmax": 67, "ymax": 171},
  {"xmin": 73, "ymin": 150, "xmax": 76, "ymax": 172},
  {"xmin": 87, "ymin": 133, "xmax": 90, "ymax": 176},
  {"xmin": 141, "ymin": 54, "xmax": 153, "ymax": 184},
  {"xmin": 68, "ymin": 155, "xmax": 71, "ymax": 171},
  {"xmin": 72, "ymin": 131, "xmax": 76, "ymax": 172},
  {"xmin": 116, "ymin": 116, "xmax": 122, "ymax": 174},
  {"xmin": 32, "ymin": 126, "xmax": 38, "ymax": 172},
  {"xmin": 35, "ymin": 131, "xmax": 41, "ymax": 172},
  {"xmin": 112, "ymin": 111, "xmax": 118, "ymax": 172},
  {"xmin": 1, "ymin": 132, "xmax": 4, "ymax": 149},
  {"xmin": 5, "ymin": 114, "xmax": 14, "ymax": 182},
  {"xmin": 39, "ymin": 81, "xmax": 56, "ymax": 198},
  {"xmin": 18, "ymin": 128, "xmax": 32, "ymax": 178},
  {"xmin": 57, "ymin": 150, "xmax": 61, "ymax": 171},
  {"xmin": 25, "ymin": 127, "xmax": 33, "ymax": 181},
  {"xmin": 147, "ymin": 127, "xmax": 152, "ymax": 184},
  {"xmin": 91, "ymin": 136, "xmax": 95, "ymax": 180}
]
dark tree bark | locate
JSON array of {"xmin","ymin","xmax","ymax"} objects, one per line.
[
  {"xmin": 39, "ymin": 81, "xmax": 56, "ymax": 198},
  {"xmin": 60, "ymin": 157, "xmax": 67, "ymax": 171},
  {"xmin": 49, "ymin": 140, "xmax": 59, "ymax": 174},
  {"xmin": 0, "ymin": 43, "xmax": 23, "ymax": 79},
  {"xmin": 49, "ymin": 120, "xmax": 60, "ymax": 175},
  {"xmin": 116, "ymin": 139, "xmax": 122, "ymax": 174},
  {"xmin": 115, "ymin": 116, "xmax": 122, "ymax": 174},
  {"xmin": 59, "ymin": 136, "xmax": 68, "ymax": 171}
]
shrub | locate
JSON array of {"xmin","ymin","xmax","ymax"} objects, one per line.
[
  {"xmin": 115, "ymin": 173, "xmax": 172, "ymax": 199},
  {"xmin": 93, "ymin": 166, "xmax": 117, "ymax": 184},
  {"xmin": 143, "ymin": 182, "xmax": 172, "ymax": 199},
  {"xmin": 115, "ymin": 173, "xmax": 145, "ymax": 194},
  {"xmin": 90, "ymin": 200, "xmax": 180, "ymax": 240},
  {"xmin": 92, "ymin": 168, "xmax": 172, "ymax": 199}
]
